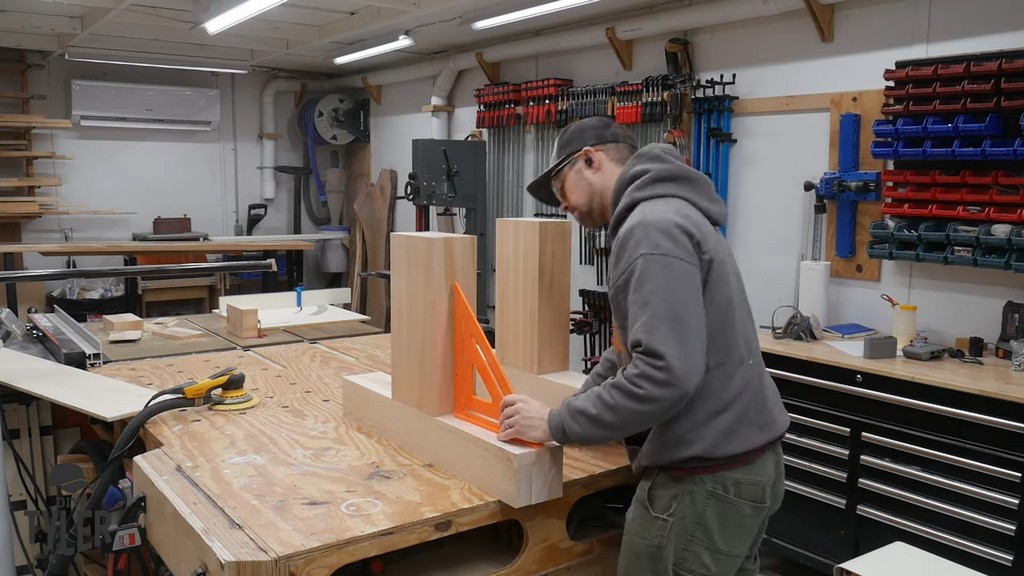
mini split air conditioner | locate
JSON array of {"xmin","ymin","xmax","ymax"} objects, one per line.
[{"xmin": 70, "ymin": 79, "xmax": 220, "ymax": 131}]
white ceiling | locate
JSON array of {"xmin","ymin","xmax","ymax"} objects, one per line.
[{"xmin": 0, "ymin": 0, "xmax": 689, "ymax": 76}]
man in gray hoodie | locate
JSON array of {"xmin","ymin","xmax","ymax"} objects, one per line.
[{"xmin": 497, "ymin": 116, "xmax": 790, "ymax": 576}]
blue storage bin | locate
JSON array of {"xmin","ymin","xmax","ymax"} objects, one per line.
[
  {"xmin": 947, "ymin": 221, "xmax": 981, "ymax": 246},
  {"xmin": 1011, "ymin": 226, "xmax": 1024, "ymax": 248},
  {"xmin": 892, "ymin": 220, "xmax": 924, "ymax": 243},
  {"xmin": 917, "ymin": 243, "xmax": 948, "ymax": 264},
  {"xmin": 869, "ymin": 220, "xmax": 894, "ymax": 242},
  {"xmin": 871, "ymin": 140, "xmax": 898, "ymax": 160},
  {"xmin": 866, "ymin": 241, "xmax": 893, "ymax": 260},
  {"xmin": 975, "ymin": 247, "xmax": 1010, "ymax": 270},
  {"xmin": 872, "ymin": 119, "xmax": 897, "ymax": 138},
  {"xmin": 945, "ymin": 245, "xmax": 976, "ymax": 266},
  {"xmin": 953, "ymin": 138, "xmax": 986, "ymax": 159},
  {"xmin": 1012, "ymin": 249, "xmax": 1024, "ymax": 273},
  {"xmin": 924, "ymin": 116, "xmax": 957, "ymax": 137},
  {"xmin": 983, "ymin": 138, "xmax": 1018, "ymax": 160},
  {"xmin": 954, "ymin": 113, "xmax": 1003, "ymax": 136},
  {"xmin": 898, "ymin": 139, "xmax": 927, "ymax": 159},
  {"xmin": 923, "ymin": 138, "xmax": 955, "ymax": 159},
  {"xmin": 918, "ymin": 220, "xmax": 949, "ymax": 243},
  {"xmin": 978, "ymin": 223, "xmax": 1014, "ymax": 247},
  {"xmin": 896, "ymin": 117, "xmax": 926, "ymax": 137},
  {"xmin": 892, "ymin": 242, "xmax": 920, "ymax": 261}
]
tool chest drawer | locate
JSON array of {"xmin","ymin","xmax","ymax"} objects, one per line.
[{"xmin": 762, "ymin": 352, "xmax": 1024, "ymax": 576}]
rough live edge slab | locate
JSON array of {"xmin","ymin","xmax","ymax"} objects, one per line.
[{"xmin": 342, "ymin": 371, "xmax": 563, "ymax": 508}]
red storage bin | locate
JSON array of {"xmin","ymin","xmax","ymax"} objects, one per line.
[
  {"xmin": 906, "ymin": 170, "xmax": 936, "ymax": 183},
  {"xmin": 884, "ymin": 84, "xmax": 908, "ymax": 98},
  {"xmin": 904, "ymin": 203, "xmax": 934, "ymax": 217},
  {"xmin": 884, "ymin": 185, "xmax": 909, "ymax": 200},
  {"xmin": 932, "ymin": 203, "xmax": 961, "ymax": 218},
  {"xmin": 968, "ymin": 59, "xmax": 1002, "ymax": 76},
  {"xmin": 908, "ymin": 64, "xmax": 938, "ymax": 79},
  {"xmin": 964, "ymin": 170, "xmax": 999, "ymax": 185},
  {"xmin": 934, "ymin": 186, "xmax": 965, "ymax": 202},
  {"xmin": 1002, "ymin": 57, "xmax": 1024, "ymax": 74},
  {"xmin": 997, "ymin": 171, "xmax": 1024, "ymax": 185},
  {"xmin": 962, "ymin": 187, "xmax": 994, "ymax": 203},
  {"xmin": 990, "ymin": 206, "xmax": 1023, "ymax": 222},
  {"xmin": 935, "ymin": 169, "xmax": 966, "ymax": 184},
  {"xmin": 882, "ymin": 169, "xmax": 911, "ymax": 184},
  {"xmin": 963, "ymin": 78, "xmax": 998, "ymax": 94},
  {"xmin": 907, "ymin": 185, "xmax": 935, "ymax": 200},
  {"xmin": 991, "ymin": 187, "xmax": 1024, "ymax": 203},
  {"xmin": 937, "ymin": 62, "xmax": 969, "ymax": 77},
  {"xmin": 884, "ymin": 67, "xmax": 910, "ymax": 82},
  {"xmin": 959, "ymin": 205, "xmax": 992, "ymax": 220}
]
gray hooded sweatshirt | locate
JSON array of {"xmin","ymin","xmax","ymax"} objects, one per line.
[{"xmin": 547, "ymin": 143, "xmax": 790, "ymax": 472}]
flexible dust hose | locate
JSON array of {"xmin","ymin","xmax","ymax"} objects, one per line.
[
  {"xmin": 43, "ymin": 397, "xmax": 197, "ymax": 576},
  {"xmin": 298, "ymin": 99, "xmax": 333, "ymax": 227}
]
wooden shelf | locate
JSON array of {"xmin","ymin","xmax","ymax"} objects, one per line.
[
  {"xmin": 0, "ymin": 151, "xmax": 71, "ymax": 159},
  {"xmin": 0, "ymin": 115, "xmax": 71, "ymax": 129},
  {"xmin": 0, "ymin": 92, "xmax": 44, "ymax": 101},
  {"xmin": 0, "ymin": 177, "xmax": 61, "ymax": 187}
]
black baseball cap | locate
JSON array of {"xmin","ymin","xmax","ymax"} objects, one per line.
[{"xmin": 526, "ymin": 116, "xmax": 638, "ymax": 207}]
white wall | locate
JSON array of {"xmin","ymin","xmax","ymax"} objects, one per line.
[
  {"xmin": 12, "ymin": 0, "xmax": 1024, "ymax": 362},
  {"xmin": 364, "ymin": 0, "xmax": 1024, "ymax": 370}
]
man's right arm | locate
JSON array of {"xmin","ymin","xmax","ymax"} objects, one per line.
[{"xmin": 577, "ymin": 346, "xmax": 619, "ymax": 395}]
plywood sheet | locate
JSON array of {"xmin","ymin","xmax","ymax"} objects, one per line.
[
  {"xmin": 317, "ymin": 333, "xmax": 392, "ymax": 373},
  {"xmin": 283, "ymin": 321, "xmax": 381, "ymax": 342},
  {"xmin": 0, "ymin": 349, "xmax": 151, "ymax": 421},
  {"xmin": 185, "ymin": 314, "xmax": 301, "ymax": 348},
  {"xmin": 83, "ymin": 320, "xmax": 234, "ymax": 362}
]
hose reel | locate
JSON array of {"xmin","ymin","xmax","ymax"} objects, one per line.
[{"xmin": 298, "ymin": 93, "xmax": 370, "ymax": 145}]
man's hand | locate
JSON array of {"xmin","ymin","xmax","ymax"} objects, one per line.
[{"xmin": 497, "ymin": 394, "xmax": 553, "ymax": 443}]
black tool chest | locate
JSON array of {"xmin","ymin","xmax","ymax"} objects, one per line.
[{"xmin": 761, "ymin": 351, "xmax": 1023, "ymax": 575}]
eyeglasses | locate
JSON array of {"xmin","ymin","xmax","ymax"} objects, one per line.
[{"xmin": 551, "ymin": 151, "xmax": 583, "ymax": 204}]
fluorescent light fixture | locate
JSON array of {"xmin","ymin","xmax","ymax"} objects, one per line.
[
  {"xmin": 64, "ymin": 49, "xmax": 250, "ymax": 74},
  {"xmin": 333, "ymin": 35, "xmax": 415, "ymax": 65},
  {"xmin": 470, "ymin": 0, "xmax": 601, "ymax": 30},
  {"xmin": 78, "ymin": 118, "xmax": 213, "ymax": 131},
  {"xmin": 203, "ymin": 0, "xmax": 288, "ymax": 35}
]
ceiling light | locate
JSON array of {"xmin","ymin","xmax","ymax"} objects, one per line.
[
  {"xmin": 64, "ymin": 49, "xmax": 250, "ymax": 74},
  {"xmin": 333, "ymin": 35, "xmax": 415, "ymax": 66},
  {"xmin": 470, "ymin": 0, "xmax": 601, "ymax": 31},
  {"xmin": 202, "ymin": 0, "xmax": 288, "ymax": 35}
]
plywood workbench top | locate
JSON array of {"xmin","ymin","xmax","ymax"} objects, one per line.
[
  {"xmin": 0, "ymin": 240, "xmax": 314, "ymax": 256},
  {"xmin": 758, "ymin": 332, "xmax": 1024, "ymax": 404},
  {"xmin": 91, "ymin": 334, "xmax": 632, "ymax": 576}
]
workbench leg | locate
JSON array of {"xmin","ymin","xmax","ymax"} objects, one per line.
[{"xmin": 3, "ymin": 252, "xmax": 16, "ymax": 315}]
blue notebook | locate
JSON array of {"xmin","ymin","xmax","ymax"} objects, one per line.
[{"xmin": 823, "ymin": 323, "xmax": 878, "ymax": 338}]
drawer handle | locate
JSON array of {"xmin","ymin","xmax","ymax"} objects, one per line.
[
  {"xmin": 861, "ymin": 455, "xmax": 1019, "ymax": 509},
  {"xmin": 859, "ymin": 479, "xmax": 1017, "ymax": 535},
  {"xmin": 785, "ymin": 480, "xmax": 845, "ymax": 509},
  {"xmin": 858, "ymin": 505, "xmax": 1013, "ymax": 566},
  {"xmin": 862, "ymin": 433, "xmax": 1021, "ymax": 483},
  {"xmin": 788, "ymin": 413, "xmax": 850, "ymax": 436},
  {"xmin": 768, "ymin": 368, "xmax": 1024, "ymax": 433},
  {"xmin": 784, "ymin": 455, "xmax": 847, "ymax": 482},
  {"xmin": 783, "ymin": 432, "xmax": 849, "ymax": 459}
]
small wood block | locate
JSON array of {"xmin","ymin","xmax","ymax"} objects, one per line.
[
  {"xmin": 225, "ymin": 304, "xmax": 259, "ymax": 338},
  {"xmin": 108, "ymin": 330, "xmax": 142, "ymax": 343},
  {"xmin": 421, "ymin": 104, "xmax": 455, "ymax": 113},
  {"xmin": 496, "ymin": 218, "xmax": 572, "ymax": 375},
  {"xmin": 390, "ymin": 232, "xmax": 477, "ymax": 416},
  {"xmin": 343, "ymin": 372, "xmax": 563, "ymax": 508},
  {"xmin": 103, "ymin": 313, "xmax": 143, "ymax": 332}
]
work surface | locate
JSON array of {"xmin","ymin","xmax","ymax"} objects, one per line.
[
  {"xmin": 759, "ymin": 332, "xmax": 1024, "ymax": 404},
  {"xmin": 0, "ymin": 240, "xmax": 314, "ymax": 256},
  {"xmin": 91, "ymin": 335, "xmax": 632, "ymax": 576}
]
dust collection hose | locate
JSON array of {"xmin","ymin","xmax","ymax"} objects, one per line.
[
  {"xmin": 43, "ymin": 397, "xmax": 197, "ymax": 576},
  {"xmin": 297, "ymin": 98, "xmax": 332, "ymax": 228}
]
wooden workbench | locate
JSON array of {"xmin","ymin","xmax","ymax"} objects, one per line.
[
  {"xmin": 0, "ymin": 240, "xmax": 314, "ymax": 256},
  {"xmin": 91, "ymin": 335, "xmax": 632, "ymax": 576},
  {"xmin": 758, "ymin": 332, "xmax": 1024, "ymax": 404}
]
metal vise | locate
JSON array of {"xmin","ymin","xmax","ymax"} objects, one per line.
[{"xmin": 804, "ymin": 112, "xmax": 882, "ymax": 259}]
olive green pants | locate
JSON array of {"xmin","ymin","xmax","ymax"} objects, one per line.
[{"xmin": 617, "ymin": 443, "xmax": 785, "ymax": 576}]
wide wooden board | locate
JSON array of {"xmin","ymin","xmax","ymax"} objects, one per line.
[
  {"xmin": 759, "ymin": 332, "xmax": 1024, "ymax": 404},
  {"xmin": 0, "ymin": 348, "xmax": 151, "ymax": 421},
  {"xmin": 353, "ymin": 169, "xmax": 396, "ymax": 330},
  {"xmin": 216, "ymin": 288, "xmax": 351, "ymax": 312}
]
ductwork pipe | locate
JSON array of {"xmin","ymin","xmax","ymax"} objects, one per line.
[{"xmin": 260, "ymin": 0, "xmax": 853, "ymax": 199}]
